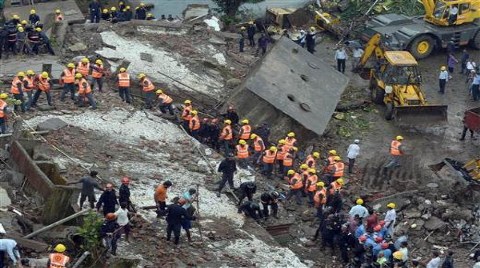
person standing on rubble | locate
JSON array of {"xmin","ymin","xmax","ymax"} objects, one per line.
[
  {"xmin": 257, "ymin": 33, "xmax": 269, "ymax": 56},
  {"xmin": 349, "ymin": 198, "xmax": 369, "ymax": 219},
  {"xmin": 100, "ymin": 213, "xmax": 120, "ymax": 255},
  {"xmin": 237, "ymin": 181, "xmax": 257, "ymax": 208},
  {"xmin": 118, "ymin": 177, "xmax": 133, "ymax": 211},
  {"xmin": 38, "ymin": 27, "xmax": 55, "ymax": 55},
  {"xmin": 384, "ymin": 203, "xmax": 397, "ymax": 239},
  {"xmin": 97, "ymin": 183, "xmax": 118, "ymax": 216},
  {"xmin": 305, "ymin": 27, "xmax": 316, "ymax": 54},
  {"xmin": 181, "ymin": 189, "xmax": 197, "ymax": 242},
  {"xmin": 189, "ymin": 110, "xmax": 201, "ymax": 139},
  {"xmin": 23, "ymin": 70, "xmax": 35, "ymax": 111},
  {"xmin": 156, "ymin": 89, "xmax": 174, "ymax": 115},
  {"xmin": 60, "ymin": 63, "xmax": 76, "ymax": 103},
  {"xmin": 239, "ymin": 26, "xmax": 246, "ymax": 52},
  {"xmin": 124, "ymin": 6, "xmax": 133, "ymax": 21},
  {"xmin": 384, "ymin": 136, "xmax": 404, "ymax": 170},
  {"xmin": 208, "ymin": 118, "xmax": 221, "ymax": 151},
  {"xmin": 135, "ymin": 3, "xmax": 147, "ymax": 20},
  {"xmin": 29, "ymin": 9, "xmax": 40, "ymax": 25},
  {"xmin": 114, "ymin": 202, "xmax": 132, "ymax": 242},
  {"xmin": 154, "ymin": 180, "xmax": 172, "ymax": 216},
  {"xmin": 286, "ymin": 170, "xmax": 303, "ymax": 205},
  {"xmin": 347, "ymin": 139, "xmax": 360, "ymax": 174},
  {"xmin": 219, "ymin": 120, "xmax": 233, "ymax": 155},
  {"xmin": 335, "ymin": 45, "xmax": 348, "ymax": 74},
  {"xmin": 217, "ymin": 153, "xmax": 237, "ymax": 197},
  {"xmin": 235, "ymin": 139, "xmax": 250, "ymax": 168},
  {"xmin": 67, "ymin": 170, "xmax": 103, "ymax": 209},
  {"xmin": 117, "ymin": 67, "xmax": 132, "ymax": 104},
  {"xmin": 165, "ymin": 197, "xmax": 196, "ymax": 245},
  {"xmin": 222, "ymin": 106, "xmax": 239, "ymax": 126},
  {"xmin": 249, "ymin": 133, "xmax": 264, "ymax": 168},
  {"xmin": 247, "ymin": 21, "xmax": 256, "ymax": 47},
  {"xmin": 91, "ymin": 59, "xmax": 106, "ymax": 92},
  {"xmin": 181, "ymin": 100, "xmax": 193, "ymax": 132},
  {"xmin": 10, "ymin": 71, "xmax": 26, "ymax": 113},
  {"xmin": 138, "ymin": 73, "xmax": 155, "ymax": 109},
  {"xmin": 89, "ymin": 0, "xmax": 102, "ymax": 23},
  {"xmin": 261, "ymin": 146, "xmax": 277, "ymax": 178},
  {"xmin": 31, "ymin": 71, "xmax": 53, "ymax": 107}
]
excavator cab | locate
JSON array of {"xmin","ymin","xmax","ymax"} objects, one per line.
[{"xmin": 424, "ymin": 0, "xmax": 480, "ymax": 26}]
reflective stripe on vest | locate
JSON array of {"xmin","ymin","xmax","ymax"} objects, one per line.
[
  {"xmin": 253, "ymin": 137, "xmax": 264, "ymax": 152},
  {"xmin": 49, "ymin": 253, "xmax": 70, "ymax": 268},
  {"xmin": 275, "ymin": 145, "xmax": 286, "ymax": 160},
  {"xmin": 220, "ymin": 125, "xmax": 232, "ymax": 140},
  {"xmin": 78, "ymin": 78, "xmax": 92, "ymax": 94},
  {"xmin": 0, "ymin": 100, "xmax": 7, "ymax": 118},
  {"xmin": 390, "ymin": 140, "xmax": 402, "ymax": 156},
  {"xmin": 11, "ymin": 77, "xmax": 21, "ymax": 94},
  {"xmin": 37, "ymin": 77, "xmax": 50, "ymax": 91},
  {"xmin": 262, "ymin": 150, "xmax": 276, "ymax": 164},
  {"xmin": 290, "ymin": 173, "xmax": 303, "ymax": 189},
  {"xmin": 77, "ymin": 63, "xmax": 90, "ymax": 76},
  {"xmin": 239, "ymin": 125, "xmax": 251, "ymax": 140},
  {"xmin": 142, "ymin": 78, "xmax": 154, "ymax": 92},
  {"xmin": 306, "ymin": 175, "xmax": 318, "ymax": 192},
  {"xmin": 63, "ymin": 68, "xmax": 75, "ymax": 84},
  {"xmin": 189, "ymin": 116, "xmax": 200, "ymax": 131},
  {"xmin": 283, "ymin": 153, "xmax": 293, "ymax": 167},
  {"xmin": 236, "ymin": 144, "xmax": 249, "ymax": 159},
  {"xmin": 159, "ymin": 94, "xmax": 172, "ymax": 104},
  {"xmin": 285, "ymin": 137, "xmax": 296, "ymax": 150},
  {"xmin": 314, "ymin": 188, "xmax": 327, "ymax": 206},
  {"xmin": 92, "ymin": 64, "xmax": 103, "ymax": 78},
  {"xmin": 24, "ymin": 77, "xmax": 34, "ymax": 91},
  {"xmin": 118, "ymin": 73, "xmax": 130, "ymax": 87},
  {"xmin": 182, "ymin": 106, "xmax": 192, "ymax": 120},
  {"xmin": 305, "ymin": 155, "xmax": 316, "ymax": 168},
  {"xmin": 333, "ymin": 162, "xmax": 345, "ymax": 177}
]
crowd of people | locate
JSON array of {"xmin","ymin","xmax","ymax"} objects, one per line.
[{"xmin": 88, "ymin": 0, "xmax": 177, "ymax": 23}]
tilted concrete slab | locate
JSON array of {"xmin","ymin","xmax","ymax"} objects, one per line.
[{"xmin": 0, "ymin": 55, "xmax": 64, "ymax": 79}]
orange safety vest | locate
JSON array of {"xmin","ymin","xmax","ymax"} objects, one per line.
[
  {"xmin": 236, "ymin": 144, "xmax": 249, "ymax": 159},
  {"xmin": 77, "ymin": 62, "xmax": 90, "ymax": 76},
  {"xmin": 0, "ymin": 100, "xmax": 7, "ymax": 118},
  {"xmin": 142, "ymin": 78, "xmax": 155, "ymax": 92},
  {"xmin": 63, "ymin": 68, "xmax": 75, "ymax": 84},
  {"xmin": 262, "ymin": 150, "xmax": 276, "ymax": 164},
  {"xmin": 290, "ymin": 173, "xmax": 303, "ymax": 189},
  {"xmin": 285, "ymin": 137, "xmax": 296, "ymax": 150},
  {"xmin": 275, "ymin": 145, "xmax": 286, "ymax": 161},
  {"xmin": 10, "ymin": 76, "xmax": 22, "ymax": 94},
  {"xmin": 37, "ymin": 77, "xmax": 51, "ymax": 91},
  {"xmin": 329, "ymin": 181, "xmax": 342, "ymax": 195},
  {"xmin": 390, "ymin": 140, "xmax": 402, "ymax": 156},
  {"xmin": 182, "ymin": 105, "xmax": 192, "ymax": 121},
  {"xmin": 220, "ymin": 125, "xmax": 233, "ymax": 141},
  {"xmin": 305, "ymin": 155, "xmax": 316, "ymax": 168},
  {"xmin": 333, "ymin": 162, "xmax": 345, "ymax": 177},
  {"xmin": 49, "ymin": 253, "xmax": 70, "ymax": 268},
  {"xmin": 283, "ymin": 152, "xmax": 294, "ymax": 167},
  {"xmin": 158, "ymin": 93, "xmax": 173, "ymax": 104},
  {"xmin": 55, "ymin": 14, "xmax": 64, "ymax": 22},
  {"xmin": 78, "ymin": 78, "xmax": 92, "ymax": 94},
  {"xmin": 306, "ymin": 174, "xmax": 318, "ymax": 192},
  {"xmin": 239, "ymin": 124, "xmax": 251, "ymax": 140},
  {"xmin": 92, "ymin": 64, "xmax": 104, "ymax": 78},
  {"xmin": 118, "ymin": 72, "xmax": 130, "ymax": 87},
  {"xmin": 253, "ymin": 137, "xmax": 264, "ymax": 152},
  {"xmin": 314, "ymin": 188, "xmax": 327, "ymax": 207},
  {"xmin": 301, "ymin": 170, "xmax": 309, "ymax": 181},
  {"xmin": 24, "ymin": 76, "xmax": 35, "ymax": 91},
  {"xmin": 189, "ymin": 115, "xmax": 200, "ymax": 131}
]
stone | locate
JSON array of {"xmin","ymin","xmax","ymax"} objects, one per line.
[
  {"xmin": 68, "ymin": 42, "xmax": 88, "ymax": 52},
  {"xmin": 426, "ymin": 183, "xmax": 439, "ymax": 188},
  {"xmin": 84, "ymin": 23, "xmax": 99, "ymax": 32},
  {"xmin": 442, "ymin": 209, "xmax": 473, "ymax": 221},
  {"xmin": 4, "ymin": 170, "xmax": 23, "ymax": 187},
  {"xmin": 36, "ymin": 118, "xmax": 68, "ymax": 132},
  {"xmin": 424, "ymin": 216, "xmax": 446, "ymax": 231},
  {"xmin": 209, "ymin": 36, "xmax": 226, "ymax": 46},
  {"xmin": 36, "ymin": 105, "xmax": 56, "ymax": 112},
  {"xmin": 140, "ymin": 53, "xmax": 153, "ymax": 62},
  {"xmin": 404, "ymin": 210, "xmax": 422, "ymax": 219},
  {"xmin": 0, "ymin": 187, "xmax": 11, "ymax": 207},
  {"xmin": 421, "ymin": 213, "xmax": 431, "ymax": 220},
  {"xmin": 226, "ymin": 78, "xmax": 242, "ymax": 89},
  {"xmin": 300, "ymin": 209, "xmax": 315, "ymax": 222}
]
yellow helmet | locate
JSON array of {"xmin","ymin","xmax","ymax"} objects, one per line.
[
  {"xmin": 137, "ymin": 73, "xmax": 146, "ymax": 79},
  {"xmin": 387, "ymin": 203, "xmax": 396, "ymax": 209},
  {"xmin": 111, "ymin": 7, "xmax": 117, "ymax": 11},
  {"xmin": 55, "ymin": 9, "xmax": 61, "ymax": 14},
  {"xmin": 147, "ymin": 13, "xmax": 153, "ymax": 17},
  {"xmin": 75, "ymin": 73, "xmax": 83, "ymax": 79},
  {"xmin": 393, "ymin": 251, "xmax": 403, "ymax": 260},
  {"xmin": 0, "ymin": 93, "xmax": 8, "ymax": 99},
  {"xmin": 336, "ymin": 178, "xmax": 344, "ymax": 184},
  {"xmin": 250, "ymin": 133, "xmax": 257, "ymax": 139},
  {"xmin": 224, "ymin": 119, "xmax": 231, "ymax": 125},
  {"xmin": 310, "ymin": 26, "xmax": 315, "ymax": 31},
  {"xmin": 240, "ymin": 26, "xmax": 246, "ymax": 30},
  {"xmin": 287, "ymin": 169, "xmax": 295, "ymax": 175},
  {"xmin": 184, "ymin": 99, "xmax": 191, "ymax": 104},
  {"xmin": 17, "ymin": 71, "xmax": 25, "ymax": 77},
  {"xmin": 440, "ymin": 66, "xmax": 446, "ymax": 71},
  {"xmin": 300, "ymin": 164, "xmax": 308, "ymax": 170},
  {"xmin": 191, "ymin": 110, "xmax": 198, "ymax": 116},
  {"xmin": 287, "ymin": 132, "xmax": 295, "ymax": 137},
  {"xmin": 328, "ymin": 150, "xmax": 337, "ymax": 155},
  {"xmin": 41, "ymin": 72, "xmax": 49, "ymax": 78},
  {"xmin": 30, "ymin": 9, "xmax": 36, "ymax": 14},
  {"xmin": 313, "ymin": 152, "xmax": 320, "ymax": 158},
  {"xmin": 156, "ymin": 89, "xmax": 163, "ymax": 94},
  {"xmin": 316, "ymin": 181, "xmax": 325, "ymax": 187},
  {"xmin": 54, "ymin": 244, "xmax": 66, "ymax": 253},
  {"xmin": 119, "ymin": 1, "xmax": 124, "ymax": 4},
  {"xmin": 67, "ymin": 63, "xmax": 75, "ymax": 68},
  {"xmin": 103, "ymin": 8, "xmax": 108, "ymax": 13},
  {"xmin": 334, "ymin": 156, "xmax": 341, "ymax": 161},
  {"xmin": 308, "ymin": 168, "xmax": 316, "ymax": 174},
  {"xmin": 356, "ymin": 199, "xmax": 364, "ymax": 205},
  {"xmin": 396, "ymin": 135, "xmax": 404, "ymax": 141},
  {"xmin": 239, "ymin": 139, "xmax": 247, "ymax": 145},
  {"xmin": 119, "ymin": 67, "xmax": 126, "ymax": 72},
  {"xmin": 140, "ymin": 2, "xmax": 145, "ymax": 6},
  {"xmin": 126, "ymin": 5, "xmax": 131, "ymax": 9},
  {"xmin": 17, "ymin": 26, "xmax": 24, "ymax": 32},
  {"xmin": 81, "ymin": 57, "xmax": 89, "ymax": 63},
  {"xmin": 26, "ymin": 70, "xmax": 35, "ymax": 75},
  {"xmin": 292, "ymin": 147, "xmax": 298, "ymax": 151},
  {"xmin": 21, "ymin": 20, "xmax": 27, "ymax": 25},
  {"xmin": 278, "ymin": 139, "xmax": 286, "ymax": 145},
  {"xmin": 35, "ymin": 27, "xmax": 42, "ymax": 32},
  {"xmin": 241, "ymin": 119, "xmax": 249, "ymax": 124},
  {"xmin": 95, "ymin": 59, "xmax": 103, "ymax": 65},
  {"xmin": 269, "ymin": 146, "xmax": 277, "ymax": 151},
  {"xmin": 248, "ymin": 21, "xmax": 254, "ymax": 25},
  {"xmin": 12, "ymin": 15, "xmax": 19, "ymax": 19}
]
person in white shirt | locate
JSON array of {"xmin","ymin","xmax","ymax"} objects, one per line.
[
  {"xmin": 426, "ymin": 251, "xmax": 442, "ymax": 268},
  {"xmin": 384, "ymin": 202, "xmax": 397, "ymax": 238},
  {"xmin": 348, "ymin": 198, "xmax": 369, "ymax": 219},
  {"xmin": 347, "ymin": 139, "xmax": 360, "ymax": 174},
  {"xmin": 438, "ymin": 66, "xmax": 449, "ymax": 94},
  {"xmin": 466, "ymin": 59, "xmax": 476, "ymax": 74},
  {"xmin": 448, "ymin": 5, "xmax": 458, "ymax": 25},
  {"xmin": 114, "ymin": 202, "xmax": 131, "ymax": 242},
  {"xmin": 335, "ymin": 45, "xmax": 348, "ymax": 73},
  {"xmin": 0, "ymin": 239, "xmax": 21, "ymax": 266},
  {"xmin": 352, "ymin": 47, "xmax": 364, "ymax": 70}
]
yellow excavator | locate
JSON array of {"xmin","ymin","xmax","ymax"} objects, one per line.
[{"xmin": 358, "ymin": 33, "xmax": 448, "ymax": 123}]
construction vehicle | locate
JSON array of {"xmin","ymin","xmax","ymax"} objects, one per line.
[{"xmin": 359, "ymin": 33, "xmax": 448, "ymax": 123}]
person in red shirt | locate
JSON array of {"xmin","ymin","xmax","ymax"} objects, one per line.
[{"xmin": 366, "ymin": 208, "xmax": 379, "ymax": 232}]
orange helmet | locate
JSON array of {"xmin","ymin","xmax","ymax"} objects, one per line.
[{"xmin": 106, "ymin": 213, "xmax": 117, "ymax": 220}]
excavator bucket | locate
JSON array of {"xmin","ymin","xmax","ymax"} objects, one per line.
[{"xmin": 393, "ymin": 105, "xmax": 448, "ymax": 124}]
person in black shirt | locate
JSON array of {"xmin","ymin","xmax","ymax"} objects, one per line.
[
  {"xmin": 100, "ymin": 213, "xmax": 120, "ymax": 255},
  {"xmin": 238, "ymin": 201, "xmax": 262, "ymax": 222},
  {"xmin": 96, "ymin": 183, "xmax": 118, "ymax": 215},
  {"xmin": 305, "ymin": 27, "xmax": 317, "ymax": 54},
  {"xmin": 135, "ymin": 3, "xmax": 147, "ymax": 20},
  {"xmin": 222, "ymin": 106, "xmax": 239, "ymax": 126},
  {"xmin": 260, "ymin": 191, "xmax": 279, "ymax": 219},
  {"xmin": 165, "ymin": 197, "xmax": 195, "ymax": 245},
  {"xmin": 237, "ymin": 181, "xmax": 256, "ymax": 207},
  {"xmin": 67, "ymin": 170, "xmax": 103, "ymax": 208},
  {"xmin": 29, "ymin": 9, "xmax": 40, "ymax": 25},
  {"xmin": 217, "ymin": 154, "xmax": 237, "ymax": 197},
  {"xmin": 119, "ymin": 177, "xmax": 134, "ymax": 211}
]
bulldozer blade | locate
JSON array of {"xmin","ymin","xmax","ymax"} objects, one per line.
[{"xmin": 393, "ymin": 105, "xmax": 448, "ymax": 125}]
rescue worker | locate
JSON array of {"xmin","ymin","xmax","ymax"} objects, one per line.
[
  {"xmin": 255, "ymin": 122, "xmax": 270, "ymax": 146},
  {"xmin": 5, "ymin": 24, "xmax": 17, "ymax": 55},
  {"xmin": 138, "ymin": 73, "xmax": 155, "ymax": 109},
  {"xmin": 117, "ymin": 67, "xmax": 131, "ymax": 103},
  {"xmin": 38, "ymin": 27, "xmax": 55, "ymax": 55},
  {"xmin": 181, "ymin": 100, "xmax": 193, "ymax": 132},
  {"xmin": 239, "ymin": 26, "xmax": 245, "ymax": 53},
  {"xmin": 100, "ymin": 213, "xmax": 120, "ymax": 255},
  {"xmin": 55, "ymin": 9, "xmax": 64, "ymax": 22},
  {"xmin": 10, "ymin": 71, "xmax": 26, "ymax": 113},
  {"xmin": 135, "ymin": 3, "xmax": 147, "ymax": 20},
  {"xmin": 324, "ymin": 149, "xmax": 337, "ymax": 174},
  {"xmin": 23, "ymin": 70, "xmax": 35, "ymax": 110},
  {"xmin": 47, "ymin": 244, "xmax": 70, "ymax": 268},
  {"xmin": 238, "ymin": 119, "xmax": 251, "ymax": 141},
  {"xmin": 0, "ymin": 238, "xmax": 21, "ymax": 267},
  {"xmin": 249, "ymin": 133, "xmax": 264, "ymax": 167},
  {"xmin": 29, "ymin": 9, "xmax": 40, "ymax": 25},
  {"xmin": 110, "ymin": 7, "xmax": 118, "ymax": 21},
  {"xmin": 16, "ymin": 26, "xmax": 28, "ymax": 54},
  {"xmin": 385, "ymin": 136, "xmax": 404, "ymax": 169},
  {"xmin": 238, "ymin": 200, "xmax": 263, "ymax": 222},
  {"xmin": 247, "ymin": 21, "xmax": 256, "ymax": 47},
  {"xmin": 305, "ymin": 26, "xmax": 316, "ymax": 54},
  {"xmin": 31, "ymin": 71, "xmax": 53, "ymax": 107},
  {"xmin": 347, "ymin": 139, "xmax": 360, "ymax": 173},
  {"xmin": 101, "ymin": 8, "xmax": 110, "ymax": 21},
  {"xmin": 89, "ymin": 0, "xmax": 102, "ymax": 23},
  {"xmin": 165, "ymin": 197, "xmax": 195, "ymax": 245},
  {"xmin": 327, "ymin": 178, "xmax": 344, "ymax": 207},
  {"xmin": 304, "ymin": 168, "xmax": 318, "ymax": 206},
  {"xmin": 27, "ymin": 26, "xmax": 40, "ymax": 54},
  {"xmin": 439, "ymin": 65, "xmax": 449, "ymax": 94},
  {"xmin": 284, "ymin": 132, "xmax": 297, "ymax": 150},
  {"xmin": 154, "ymin": 180, "xmax": 172, "ymax": 216},
  {"xmin": 275, "ymin": 139, "xmax": 287, "ymax": 175},
  {"xmin": 299, "ymin": 163, "xmax": 309, "ymax": 197},
  {"xmin": 118, "ymin": 177, "xmax": 132, "ymax": 211},
  {"xmin": 331, "ymin": 156, "xmax": 345, "ymax": 183},
  {"xmin": 223, "ymin": 105, "xmax": 239, "ymax": 125},
  {"xmin": 216, "ymin": 153, "xmax": 237, "ymax": 197},
  {"xmin": 237, "ymin": 181, "xmax": 256, "ymax": 207},
  {"xmin": 313, "ymin": 181, "xmax": 327, "ymax": 219},
  {"xmin": 219, "ymin": 119, "xmax": 233, "ymax": 155},
  {"xmin": 189, "ymin": 110, "xmax": 201, "ymax": 139},
  {"xmin": 260, "ymin": 191, "xmax": 279, "ymax": 219},
  {"xmin": 124, "ymin": 6, "xmax": 133, "ymax": 21},
  {"xmin": 146, "ymin": 13, "xmax": 155, "ymax": 20},
  {"xmin": 75, "ymin": 73, "xmax": 97, "ymax": 109},
  {"xmin": 349, "ymin": 198, "xmax": 369, "ymax": 219},
  {"xmin": 77, "ymin": 57, "xmax": 90, "ymax": 79},
  {"xmin": 66, "ymin": 170, "xmax": 102, "ymax": 208},
  {"xmin": 156, "ymin": 89, "xmax": 174, "ymax": 115},
  {"xmin": 119, "ymin": 1, "xmax": 126, "ymax": 11},
  {"xmin": 286, "ymin": 169, "xmax": 303, "ymax": 205},
  {"xmin": 235, "ymin": 139, "xmax": 250, "ymax": 168},
  {"xmin": 59, "ymin": 63, "xmax": 76, "ymax": 102},
  {"xmin": 384, "ymin": 202, "xmax": 397, "ymax": 238},
  {"xmin": 96, "ymin": 183, "xmax": 118, "ymax": 216},
  {"xmin": 0, "ymin": 94, "xmax": 9, "ymax": 134},
  {"xmin": 261, "ymin": 146, "xmax": 277, "ymax": 178},
  {"xmin": 115, "ymin": 202, "xmax": 132, "ymax": 242},
  {"xmin": 305, "ymin": 151, "xmax": 320, "ymax": 169},
  {"xmin": 282, "ymin": 147, "xmax": 297, "ymax": 175},
  {"xmin": 9, "ymin": 14, "xmax": 20, "ymax": 25},
  {"xmin": 208, "ymin": 118, "xmax": 220, "ymax": 151},
  {"xmin": 91, "ymin": 59, "xmax": 105, "ymax": 92}
]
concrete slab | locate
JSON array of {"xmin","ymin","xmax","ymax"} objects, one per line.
[
  {"xmin": 183, "ymin": 4, "xmax": 209, "ymax": 20},
  {"xmin": 4, "ymin": 0, "xmax": 84, "ymax": 26},
  {"xmin": 0, "ymin": 187, "xmax": 11, "ymax": 207},
  {"xmin": 0, "ymin": 55, "xmax": 64, "ymax": 79}
]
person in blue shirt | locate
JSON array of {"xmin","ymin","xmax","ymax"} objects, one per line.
[
  {"xmin": 89, "ymin": 0, "xmax": 102, "ymax": 23},
  {"xmin": 29, "ymin": 9, "xmax": 40, "ymax": 25}
]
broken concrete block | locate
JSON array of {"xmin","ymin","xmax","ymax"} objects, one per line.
[
  {"xmin": 140, "ymin": 52, "xmax": 153, "ymax": 62},
  {"xmin": 3, "ymin": 170, "xmax": 23, "ymax": 187},
  {"xmin": 36, "ymin": 105, "xmax": 56, "ymax": 112},
  {"xmin": 0, "ymin": 187, "xmax": 11, "ymax": 207},
  {"xmin": 84, "ymin": 23, "xmax": 99, "ymax": 32},
  {"xmin": 424, "ymin": 216, "xmax": 446, "ymax": 231},
  {"xmin": 68, "ymin": 42, "xmax": 88, "ymax": 52},
  {"xmin": 36, "ymin": 118, "xmax": 68, "ymax": 132},
  {"xmin": 209, "ymin": 36, "xmax": 226, "ymax": 46}
]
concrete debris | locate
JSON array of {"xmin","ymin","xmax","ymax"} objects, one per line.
[
  {"xmin": 203, "ymin": 16, "xmax": 221, "ymax": 31},
  {"xmin": 209, "ymin": 36, "xmax": 227, "ymax": 46},
  {"xmin": 424, "ymin": 216, "xmax": 447, "ymax": 231},
  {"xmin": 36, "ymin": 118, "xmax": 68, "ymax": 132},
  {"xmin": 0, "ymin": 187, "xmax": 12, "ymax": 207},
  {"xmin": 183, "ymin": 4, "xmax": 210, "ymax": 20},
  {"xmin": 226, "ymin": 78, "xmax": 242, "ymax": 89},
  {"xmin": 68, "ymin": 42, "xmax": 88, "ymax": 52}
]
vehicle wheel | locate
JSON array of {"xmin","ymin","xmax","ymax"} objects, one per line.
[
  {"xmin": 371, "ymin": 85, "xmax": 384, "ymax": 104},
  {"xmin": 385, "ymin": 102, "xmax": 394, "ymax": 120},
  {"xmin": 471, "ymin": 30, "xmax": 480, "ymax": 50},
  {"xmin": 409, "ymin": 35, "xmax": 434, "ymax": 59}
]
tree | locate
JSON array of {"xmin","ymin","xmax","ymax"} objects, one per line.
[{"xmin": 212, "ymin": 0, "xmax": 265, "ymax": 18}]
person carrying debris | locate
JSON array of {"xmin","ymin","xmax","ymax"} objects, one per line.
[
  {"xmin": 0, "ymin": 238, "xmax": 21, "ymax": 267},
  {"xmin": 100, "ymin": 213, "xmax": 120, "ymax": 255},
  {"xmin": 59, "ymin": 63, "xmax": 76, "ymax": 103},
  {"xmin": 10, "ymin": 72, "xmax": 26, "ymax": 113},
  {"xmin": 216, "ymin": 153, "xmax": 237, "ymax": 197},
  {"xmin": 97, "ymin": 183, "xmax": 119, "ymax": 216},
  {"xmin": 75, "ymin": 73, "xmax": 97, "ymax": 109},
  {"xmin": 384, "ymin": 136, "xmax": 404, "ymax": 169},
  {"xmin": 117, "ymin": 67, "xmax": 132, "ymax": 104},
  {"xmin": 249, "ymin": 133, "xmax": 264, "ymax": 167},
  {"xmin": 67, "ymin": 170, "xmax": 103, "ymax": 208},
  {"xmin": 47, "ymin": 244, "xmax": 70, "ymax": 268},
  {"xmin": 91, "ymin": 59, "xmax": 105, "ymax": 92},
  {"xmin": 156, "ymin": 89, "xmax": 174, "ymax": 115},
  {"xmin": 154, "ymin": 180, "xmax": 172, "ymax": 216},
  {"xmin": 236, "ymin": 181, "xmax": 257, "ymax": 208},
  {"xmin": 114, "ymin": 202, "xmax": 132, "ymax": 242},
  {"xmin": 31, "ymin": 71, "xmax": 53, "ymax": 107},
  {"xmin": 247, "ymin": 21, "xmax": 256, "ymax": 47},
  {"xmin": 260, "ymin": 191, "xmax": 279, "ymax": 219},
  {"xmin": 165, "ymin": 197, "xmax": 196, "ymax": 245},
  {"xmin": 261, "ymin": 146, "xmax": 277, "ymax": 178}
]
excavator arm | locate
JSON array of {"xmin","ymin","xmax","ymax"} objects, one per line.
[
  {"xmin": 358, "ymin": 33, "xmax": 385, "ymax": 69},
  {"xmin": 422, "ymin": 0, "xmax": 436, "ymax": 19}
]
